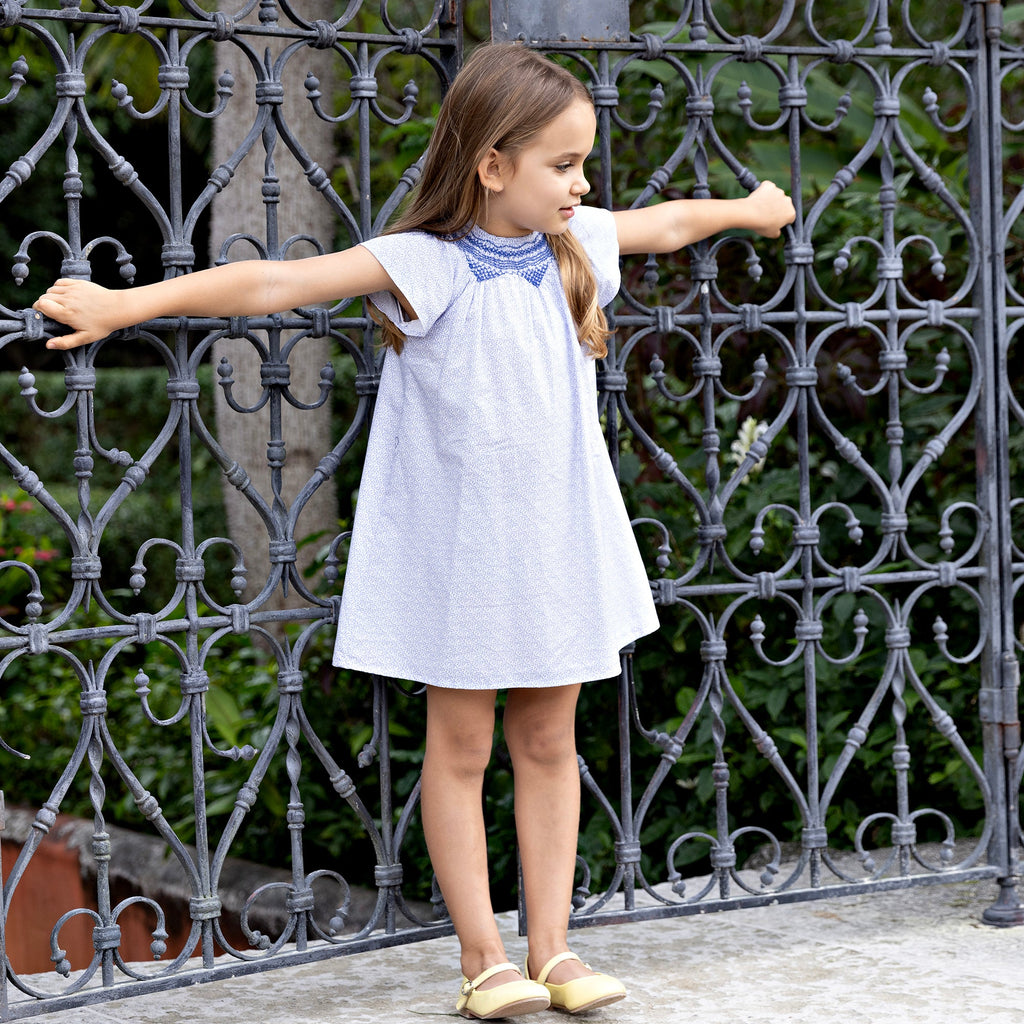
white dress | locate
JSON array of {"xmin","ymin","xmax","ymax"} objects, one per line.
[{"xmin": 331, "ymin": 205, "xmax": 659, "ymax": 688}]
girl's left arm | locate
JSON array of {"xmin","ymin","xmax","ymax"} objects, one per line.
[
  {"xmin": 32, "ymin": 245, "xmax": 397, "ymax": 351},
  {"xmin": 612, "ymin": 181, "xmax": 796, "ymax": 255}
]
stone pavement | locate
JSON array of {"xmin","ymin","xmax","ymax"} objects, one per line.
[{"xmin": 38, "ymin": 877, "xmax": 1024, "ymax": 1024}]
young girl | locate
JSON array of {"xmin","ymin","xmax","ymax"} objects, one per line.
[{"xmin": 34, "ymin": 42, "xmax": 795, "ymax": 1019}]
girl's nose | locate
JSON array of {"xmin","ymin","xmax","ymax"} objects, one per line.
[{"xmin": 573, "ymin": 173, "xmax": 590, "ymax": 196}]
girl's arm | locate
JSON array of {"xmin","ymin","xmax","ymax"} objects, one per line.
[
  {"xmin": 612, "ymin": 181, "xmax": 796, "ymax": 255},
  {"xmin": 33, "ymin": 245, "xmax": 403, "ymax": 351}
]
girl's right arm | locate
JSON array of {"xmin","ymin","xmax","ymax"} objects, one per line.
[
  {"xmin": 613, "ymin": 181, "xmax": 795, "ymax": 255},
  {"xmin": 33, "ymin": 245, "xmax": 403, "ymax": 351}
]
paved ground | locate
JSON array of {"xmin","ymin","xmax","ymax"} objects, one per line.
[{"xmin": 28, "ymin": 876, "xmax": 1024, "ymax": 1024}]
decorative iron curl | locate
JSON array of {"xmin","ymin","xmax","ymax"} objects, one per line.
[
  {"xmin": 852, "ymin": 808, "xmax": 962, "ymax": 878},
  {"xmin": 665, "ymin": 825, "xmax": 790, "ymax": 901},
  {"xmin": 705, "ymin": 0, "xmax": 797, "ymax": 48},
  {"xmin": 805, "ymin": 0, "xmax": 881, "ymax": 49},
  {"xmin": 108, "ymin": 896, "xmax": 171, "ymax": 974},
  {"xmin": 747, "ymin": 589, "xmax": 811, "ymax": 669},
  {"xmin": 16, "ymin": 365, "xmax": 75, "ymax": 419},
  {"xmin": 13, "ymin": 230, "xmax": 136, "ymax": 288},
  {"xmin": 630, "ymin": 517, "xmax": 673, "ymax": 577},
  {"xmin": 108, "ymin": 46, "xmax": 188, "ymax": 122},
  {"xmin": 604, "ymin": 69, "xmax": 665, "ymax": 135},
  {"xmin": 322, "ymin": 529, "xmax": 352, "ymax": 586},
  {"xmin": 0, "ymin": 559, "xmax": 45, "ymax": 624},
  {"xmin": 378, "ymin": 0, "xmax": 447, "ymax": 40},
  {"xmin": 811, "ymin": 593, "xmax": 872, "ymax": 667},
  {"xmin": 734, "ymin": 58, "xmax": 793, "ymax": 135},
  {"xmin": 174, "ymin": 0, "xmax": 259, "ymax": 25},
  {"xmin": 900, "ymin": 0, "xmax": 974, "ymax": 51},
  {"xmin": 793, "ymin": 57, "xmax": 857, "ymax": 134},
  {"xmin": 239, "ymin": 868, "xmax": 351, "ymax": 953},
  {"xmin": 90, "ymin": 0, "xmax": 153, "ymax": 26},
  {"xmin": 900, "ymin": 575, "xmax": 987, "ymax": 666},
  {"xmin": 0, "ymin": 51, "xmax": 27, "ymax": 105},
  {"xmin": 48, "ymin": 908, "xmax": 104, "ymax": 982}
]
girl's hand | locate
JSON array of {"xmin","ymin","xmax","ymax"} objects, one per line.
[
  {"xmin": 33, "ymin": 279, "xmax": 126, "ymax": 350},
  {"xmin": 745, "ymin": 181, "xmax": 796, "ymax": 238}
]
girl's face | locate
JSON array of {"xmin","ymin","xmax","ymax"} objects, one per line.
[{"xmin": 477, "ymin": 99, "xmax": 596, "ymax": 237}]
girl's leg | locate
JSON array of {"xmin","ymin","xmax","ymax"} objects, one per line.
[
  {"xmin": 421, "ymin": 684, "xmax": 518, "ymax": 987},
  {"xmin": 503, "ymin": 684, "xmax": 592, "ymax": 985}
]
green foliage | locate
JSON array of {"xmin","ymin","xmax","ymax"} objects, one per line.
[
  {"xmin": 0, "ymin": 493, "xmax": 69, "ymax": 619},
  {"xmin": 0, "ymin": 365, "xmax": 229, "ymax": 594}
]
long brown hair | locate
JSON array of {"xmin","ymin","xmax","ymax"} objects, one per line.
[{"xmin": 377, "ymin": 43, "xmax": 610, "ymax": 358}]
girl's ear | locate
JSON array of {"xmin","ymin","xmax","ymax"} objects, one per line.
[{"xmin": 476, "ymin": 147, "xmax": 506, "ymax": 193}]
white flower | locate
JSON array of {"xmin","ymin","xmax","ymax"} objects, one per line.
[{"xmin": 728, "ymin": 416, "xmax": 768, "ymax": 478}]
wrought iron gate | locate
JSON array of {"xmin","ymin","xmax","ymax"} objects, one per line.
[{"xmin": 0, "ymin": 0, "xmax": 1022, "ymax": 1018}]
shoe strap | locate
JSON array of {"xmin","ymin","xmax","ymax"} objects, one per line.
[
  {"xmin": 461, "ymin": 962, "xmax": 521, "ymax": 995},
  {"xmin": 535, "ymin": 951, "xmax": 583, "ymax": 985}
]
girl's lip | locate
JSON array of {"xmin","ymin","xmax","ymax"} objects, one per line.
[{"xmin": 561, "ymin": 206, "xmax": 576, "ymax": 216}]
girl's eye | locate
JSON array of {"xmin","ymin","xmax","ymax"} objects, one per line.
[{"xmin": 556, "ymin": 163, "xmax": 572, "ymax": 173}]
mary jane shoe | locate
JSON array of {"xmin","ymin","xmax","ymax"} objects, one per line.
[
  {"xmin": 456, "ymin": 961, "xmax": 551, "ymax": 1019},
  {"xmin": 526, "ymin": 951, "xmax": 627, "ymax": 1014}
]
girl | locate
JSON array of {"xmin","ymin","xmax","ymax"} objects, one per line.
[{"xmin": 34, "ymin": 43, "xmax": 795, "ymax": 1019}]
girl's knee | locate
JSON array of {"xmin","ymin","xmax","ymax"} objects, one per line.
[
  {"xmin": 504, "ymin": 714, "xmax": 577, "ymax": 769},
  {"xmin": 424, "ymin": 686, "xmax": 496, "ymax": 777},
  {"xmin": 425, "ymin": 722, "xmax": 494, "ymax": 778},
  {"xmin": 425, "ymin": 728, "xmax": 494, "ymax": 778},
  {"xmin": 503, "ymin": 686, "xmax": 580, "ymax": 768}
]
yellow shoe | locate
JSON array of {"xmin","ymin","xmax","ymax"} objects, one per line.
[
  {"xmin": 526, "ymin": 952, "xmax": 627, "ymax": 1014},
  {"xmin": 456, "ymin": 962, "xmax": 551, "ymax": 1019}
]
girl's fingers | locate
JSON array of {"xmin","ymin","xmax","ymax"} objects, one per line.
[
  {"xmin": 33, "ymin": 296, "xmax": 65, "ymax": 319},
  {"xmin": 32, "ymin": 280, "xmax": 110, "ymax": 348},
  {"xmin": 45, "ymin": 331, "xmax": 92, "ymax": 351},
  {"xmin": 750, "ymin": 181, "xmax": 795, "ymax": 236},
  {"xmin": 34, "ymin": 280, "xmax": 73, "ymax": 306},
  {"xmin": 34, "ymin": 291, "xmax": 76, "ymax": 321}
]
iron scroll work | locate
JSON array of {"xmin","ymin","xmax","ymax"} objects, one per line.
[{"xmin": 0, "ymin": 0, "xmax": 1022, "ymax": 1017}]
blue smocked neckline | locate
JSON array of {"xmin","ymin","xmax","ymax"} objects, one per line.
[{"xmin": 457, "ymin": 226, "xmax": 552, "ymax": 286}]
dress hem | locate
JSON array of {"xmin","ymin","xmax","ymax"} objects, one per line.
[
  {"xmin": 331, "ymin": 618, "xmax": 660, "ymax": 690},
  {"xmin": 327, "ymin": 661, "xmax": 619, "ymax": 689}
]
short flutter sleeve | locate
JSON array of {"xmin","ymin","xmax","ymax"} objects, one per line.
[
  {"xmin": 358, "ymin": 231, "xmax": 465, "ymax": 338},
  {"xmin": 568, "ymin": 205, "xmax": 622, "ymax": 308}
]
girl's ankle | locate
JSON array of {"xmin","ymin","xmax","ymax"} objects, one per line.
[
  {"xmin": 460, "ymin": 946, "xmax": 513, "ymax": 983},
  {"xmin": 527, "ymin": 950, "xmax": 594, "ymax": 984},
  {"xmin": 527, "ymin": 948, "xmax": 569, "ymax": 978}
]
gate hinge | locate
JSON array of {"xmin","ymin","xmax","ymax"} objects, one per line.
[
  {"xmin": 983, "ymin": 0, "xmax": 1004, "ymax": 40},
  {"xmin": 978, "ymin": 687, "xmax": 1020, "ymax": 725},
  {"xmin": 979, "ymin": 657, "xmax": 1020, "ymax": 725}
]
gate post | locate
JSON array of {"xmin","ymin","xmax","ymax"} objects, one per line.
[
  {"xmin": 489, "ymin": 0, "xmax": 629, "ymax": 44},
  {"xmin": 970, "ymin": 0, "xmax": 1024, "ymax": 925},
  {"xmin": 982, "ymin": 659, "xmax": 1024, "ymax": 925},
  {"xmin": 438, "ymin": 0, "xmax": 464, "ymax": 89},
  {"xmin": 1, "ymin": 791, "xmax": 7, "ymax": 1019}
]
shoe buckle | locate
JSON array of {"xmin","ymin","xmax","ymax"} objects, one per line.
[{"xmin": 460, "ymin": 979, "xmax": 475, "ymax": 996}]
